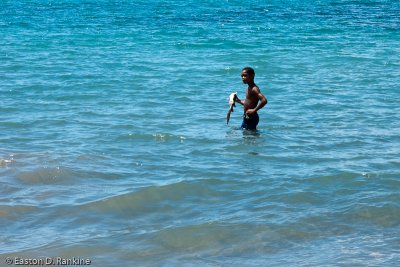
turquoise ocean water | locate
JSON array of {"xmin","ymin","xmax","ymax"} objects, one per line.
[{"xmin": 1, "ymin": 0, "xmax": 399, "ymax": 266}]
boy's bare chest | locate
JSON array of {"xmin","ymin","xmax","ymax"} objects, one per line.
[{"xmin": 246, "ymin": 89, "xmax": 258, "ymax": 100}]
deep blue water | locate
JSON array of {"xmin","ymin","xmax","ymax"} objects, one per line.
[{"xmin": 1, "ymin": 0, "xmax": 400, "ymax": 266}]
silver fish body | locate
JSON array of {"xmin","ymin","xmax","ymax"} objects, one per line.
[{"xmin": 226, "ymin": 92, "xmax": 237, "ymax": 125}]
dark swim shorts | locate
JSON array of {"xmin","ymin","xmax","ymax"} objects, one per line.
[{"xmin": 241, "ymin": 113, "xmax": 259, "ymax": 130}]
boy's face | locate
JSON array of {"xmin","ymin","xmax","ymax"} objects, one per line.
[{"xmin": 241, "ymin": 70, "xmax": 253, "ymax": 84}]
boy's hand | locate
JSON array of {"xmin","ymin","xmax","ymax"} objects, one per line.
[{"xmin": 246, "ymin": 109, "xmax": 256, "ymax": 115}]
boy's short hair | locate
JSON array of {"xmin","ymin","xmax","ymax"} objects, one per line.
[{"xmin": 242, "ymin": 67, "xmax": 255, "ymax": 77}]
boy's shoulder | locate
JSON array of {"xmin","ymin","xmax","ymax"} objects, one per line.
[{"xmin": 250, "ymin": 84, "xmax": 260, "ymax": 93}]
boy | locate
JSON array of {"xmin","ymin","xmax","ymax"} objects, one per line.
[{"xmin": 235, "ymin": 67, "xmax": 268, "ymax": 130}]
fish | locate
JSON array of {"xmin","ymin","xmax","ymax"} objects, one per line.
[{"xmin": 226, "ymin": 92, "xmax": 237, "ymax": 125}]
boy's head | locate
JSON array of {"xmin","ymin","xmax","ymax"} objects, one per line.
[
  {"xmin": 241, "ymin": 67, "xmax": 255, "ymax": 84},
  {"xmin": 242, "ymin": 67, "xmax": 255, "ymax": 77}
]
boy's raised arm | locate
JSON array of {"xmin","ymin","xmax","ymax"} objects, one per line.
[{"xmin": 235, "ymin": 96, "xmax": 244, "ymax": 105}]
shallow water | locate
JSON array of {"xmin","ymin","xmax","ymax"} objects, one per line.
[{"xmin": 1, "ymin": 0, "xmax": 400, "ymax": 266}]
